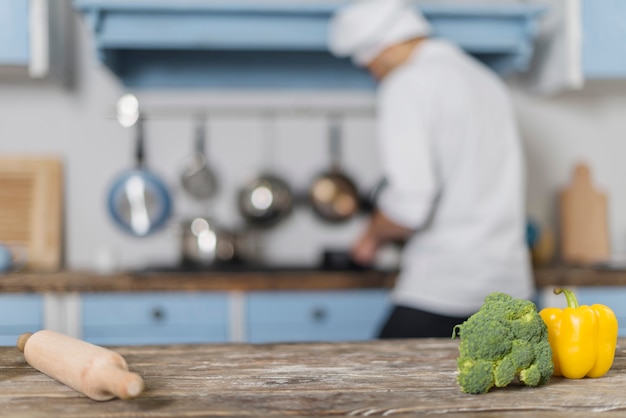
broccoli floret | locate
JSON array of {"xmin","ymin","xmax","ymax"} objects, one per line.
[
  {"xmin": 494, "ymin": 357, "xmax": 516, "ymax": 387},
  {"xmin": 457, "ymin": 358, "xmax": 495, "ymax": 394},
  {"xmin": 458, "ymin": 318, "xmax": 513, "ymax": 361},
  {"xmin": 453, "ymin": 292, "xmax": 554, "ymax": 394}
]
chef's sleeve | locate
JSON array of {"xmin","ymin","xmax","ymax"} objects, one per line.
[{"xmin": 375, "ymin": 75, "xmax": 439, "ymax": 230}]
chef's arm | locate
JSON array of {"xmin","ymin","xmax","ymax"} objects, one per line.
[
  {"xmin": 351, "ymin": 209, "xmax": 414, "ymax": 265},
  {"xmin": 353, "ymin": 70, "xmax": 437, "ymax": 265}
]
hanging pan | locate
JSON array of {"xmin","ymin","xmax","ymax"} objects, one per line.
[
  {"xmin": 106, "ymin": 95, "xmax": 172, "ymax": 237},
  {"xmin": 309, "ymin": 116, "xmax": 360, "ymax": 223},
  {"xmin": 238, "ymin": 115, "xmax": 293, "ymax": 227}
]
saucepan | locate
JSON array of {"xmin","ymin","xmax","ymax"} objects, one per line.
[
  {"xmin": 238, "ymin": 115, "xmax": 293, "ymax": 227},
  {"xmin": 106, "ymin": 95, "xmax": 172, "ymax": 237},
  {"xmin": 181, "ymin": 216, "xmax": 260, "ymax": 265},
  {"xmin": 309, "ymin": 116, "xmax": 360, "ymax": 223}
]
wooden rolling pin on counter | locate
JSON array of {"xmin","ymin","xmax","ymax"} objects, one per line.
[{"xmin": 0, "ymin": 266, "xmax": 624, "ymax": 293}]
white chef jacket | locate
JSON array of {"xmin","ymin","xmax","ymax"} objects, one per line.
[{"xmin": 375, "ymin": 39, "xmax": 534, "ymax": 317}]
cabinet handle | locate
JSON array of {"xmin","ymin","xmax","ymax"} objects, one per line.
[
  {"xmin": 312, "ymin": 307, "xmax": 327, "ymax": 322},
  {"xmin": 151, "ymin": 307, "xmax": 166, "ymax": 322}
]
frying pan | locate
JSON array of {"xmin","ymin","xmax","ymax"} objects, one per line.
[
  {"xmin": 309, "ymin": 117, "xmax": 360, "ymax": 223},
  {"xmin": 238, "ymin": 115, "xmax": 293, "ymax": 227},
  {"xmin": 107, "ymin": 96, "xmax": 172, "ymax": 237},
  {"xmin": 238, "ymin": 174, "xmax": 293, "ymax": 227}
]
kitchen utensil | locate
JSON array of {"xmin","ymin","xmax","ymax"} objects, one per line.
[
  {"xmin": 181, "ymin": 216, "xmax": 260, "ymax": 265},
  {"xmin": 181, "ymin": 117, "xmax": 218, "ymax": 201},
  {"xmin": 107, "ymin": 101, "xmax": 172, "ymax": 237},
  {"xmin": 0, "ymin": 242, "xmax": 27, "ymax": 273},
  {"xmin": 238, "ymin": 116, "xmax": 293, "ymax": 227},
  {"xmin": 17, "ymin": 330, "xmax": 144, "ymax": 401},
  {"xmin": 559, "ymin": 162, "xmax": 610, "ymax": 265},
  {"xmin": 0, "ymin": 157, "xmax": 63, "ymax": 271},
  {"xmin": 238, "ymin": 174, "xmax": 293, "ymax": 227},
  {"xmin": 309, "ymin": 116, "xmax": 360, "ymax": 223}
]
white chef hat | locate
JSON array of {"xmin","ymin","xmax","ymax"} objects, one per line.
[{"xmin": 328, "ymin": 0, "xmax": 432, "ymax": 67}]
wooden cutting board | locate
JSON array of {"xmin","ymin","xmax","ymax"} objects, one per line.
[
  {"xmin": 0, "ymin": 157, "xmax": 63, "ymax": 271},
  {"xmin": 559, "ymin": 162, "xmax": 610, "ymax": 265}
]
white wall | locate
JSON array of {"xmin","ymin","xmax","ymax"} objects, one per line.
[
  {"xmin": 2, "ymin": 12, "xmax": 626, "ymax": 271},
  {"xmin": 514, "ymin": 82, "xmax": 626, "ymax": 258}
]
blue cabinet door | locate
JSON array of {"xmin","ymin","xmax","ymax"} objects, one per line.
[
  {"xmin": 81, "ymin": 292, "xmax": 230, "ymax": 345},
  {"xmin": 582, "ymin": 0, "xmax": 626, "ymax": 78},
  {"xmin": 0, "ymin": 294, "xmax": 43, "ymax": 346},
  {"xmin": 247, "ymin": 290, "xmax": 390, "ymax": 343},
  {"xmin": 0, "ymin": 0, "xmax": 29, "ymax": 65}
]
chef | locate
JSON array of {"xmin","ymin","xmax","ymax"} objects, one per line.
[{"xmin": 328, "ymin": 0, "xmax": 534, "ymax": 338}]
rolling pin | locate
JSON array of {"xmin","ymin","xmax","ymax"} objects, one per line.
[{"xmin": 17, "ymin": 330, "xmax": 144, "ymax": 401}]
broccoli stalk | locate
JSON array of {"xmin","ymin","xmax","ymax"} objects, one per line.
[{"xmin": 453, "ymin": 292, "xmax": 554, "ymax": 394}]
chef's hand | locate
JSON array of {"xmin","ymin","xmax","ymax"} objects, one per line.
[
  {"xmin": 351, "ymin": 210, "xmax": 414, "ymax": 266},
  {"xmin": 351, "ymin": 230, "xmax": 379, "ymax": 266}
]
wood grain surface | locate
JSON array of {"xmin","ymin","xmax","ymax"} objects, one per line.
[
  {"xmin": 0, "ymin": 157, "xmax": 63, "ymax": 272},
  {"xmin": 0, "ymin": 270, "xmax": 396, "ymax": 293},
  {"xmin": 2, "ymin": 338, "xmax": 626, "ymax": 417},
  {"xmin": 559, "ymin": 163, "xmax": 610, "ymax": 265},
  {"xmin": 0, "ymin": 266, "xmax": 625, "ymax": 295}
]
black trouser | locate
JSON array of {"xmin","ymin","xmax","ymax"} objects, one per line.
[{"xmin": 378, "ymin": 305, "xmax": 470, "ymax": 339}]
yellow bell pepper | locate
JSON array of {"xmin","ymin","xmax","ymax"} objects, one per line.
[{"xmin": 539, "ymin": 288, "xmax": 618, "ymax": 379}]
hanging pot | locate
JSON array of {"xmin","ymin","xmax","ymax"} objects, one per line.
[
  {"xmin": 238, "ymin": 173, "xmax": 293, "ymax": 227},
  {"xmin": 107, "ymin": 96, "xmax": 172, "ymax": 237},
  {"xmin": 180, "ymin": 216, "xmax": 260, "ymax": 266},
  {"xmin": 309, "ymin": 116, "xmax": 360, "ymax": 223},
  {"xmin": 238, "ymin": 115, "xmax": 293, "ymax": 227}
]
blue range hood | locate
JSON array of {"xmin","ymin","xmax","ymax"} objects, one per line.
[{"xmin": 74, "ymin": 1, "xmax": 546, "ymax": 89}]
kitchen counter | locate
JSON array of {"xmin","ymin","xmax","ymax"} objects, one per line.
[
  {"xmin": 0, "ymin": 265, "xmax": 625, "ymax": 293},
  {"xmin": 2, "ymin": 338, "xmax": 626, "ymax": 417},
  {"xmin": 0, "ymin": 269, "xmax": 396, "ymax": 293}
]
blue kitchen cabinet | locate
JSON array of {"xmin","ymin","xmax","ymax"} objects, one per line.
[
  {"xmin": 575, "ymin": 287, "xmax": 626, "ymax": 336},
  {"xmin": 582, "ymin": 0, "xmax": 626, "ymax": 78},
  {"xmin": 0, "ymin": 0, "xmax": 30, "ymax": 66},
  {"xmin": 81, "ymin": 292, "xmax": 229, "ymax": 345},
  {"xmin": 0, "ymin": 0, "xmax": 70, "ymax": 81},
  {"xmin": 74, "ymin": 1, "xmax": 545, "ymax": 88},
  {"xmin": 246, "ymin": 289, "xmax": 390, "ymax": 343},
  {"xmin": 0, "ymin": 294, "xmax": 43, "ymax": 346}
]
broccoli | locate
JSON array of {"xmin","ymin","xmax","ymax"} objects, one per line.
[{"xmin": 452, "ymin": 292, "xmax": 554, "ymax": 394}]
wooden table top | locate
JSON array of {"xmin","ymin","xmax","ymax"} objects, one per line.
[
  {"xmin": 2, "ymin": 338, "xmax": 626, "ymax": 417},
  {"xmin": 0, "ymin": 265, "xmax": 625, "ymax": 294}
]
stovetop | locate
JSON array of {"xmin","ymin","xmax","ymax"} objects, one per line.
[
  {"xmin": 138, "ymin": 249, "xmax": 396, "ymax": 274},
  {"xmin": 140, "ymin": 262, "xmax": 386, "ymax": 274}
]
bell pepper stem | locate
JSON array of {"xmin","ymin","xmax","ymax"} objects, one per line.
[{"xmin": 554, "ymin": 288, "xmax": 579, "ymax": 308}]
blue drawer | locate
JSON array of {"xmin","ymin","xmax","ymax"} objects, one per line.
[
  {"xmin": 247, "ymin": 290, "xmax": 390, "ymax": 343},
  {"xmin": 576, "ymin": 287, "xmax": 626, "ymax": 337},
  {"xmin": 0, "ymin": 294, "xmax": 43, "ymax": 346},
  {"xmin": 81, "ymin": 292, "xmax": 229, "ymax": 345}
]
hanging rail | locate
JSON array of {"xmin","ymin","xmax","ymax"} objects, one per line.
[{"xmin": 112, "ymin": 94, "xmax": 377, "ymax": 123}]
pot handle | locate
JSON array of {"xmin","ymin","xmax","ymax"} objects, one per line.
[
  {"xmin": 328, "ymin": 115, "xmax": 343, "ymax": 171},
  {"xmin": 135, "ymin": 118, "xmax": 145, "ymax": 169},
  {"xmin": 194, "ymin": 115, "xmax": 207, "ymax": 156}
]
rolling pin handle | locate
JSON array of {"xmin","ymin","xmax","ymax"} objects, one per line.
[
  {"xmin": 97, "ymin": 366, "xmax": 145, "ymax": 400},
  {"xmin": 17, "ymin": 333, "xmax": 33, "ymax": 353}
]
